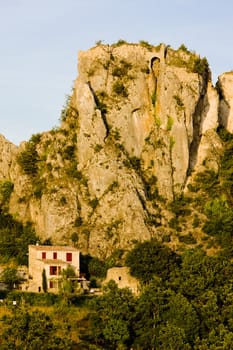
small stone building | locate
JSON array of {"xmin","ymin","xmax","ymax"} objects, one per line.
[
  {"xmin": 104, "ymin": 266, "xmax": 140, "ymax": 294},
  {"xmin": 28, "ymin": 245, "xmax": 80, "ymax": 293}
]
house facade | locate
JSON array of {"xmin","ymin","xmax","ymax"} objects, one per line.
[{"xmin": 28, "ymin": 245, "xmax": 80, "ymax": 293}]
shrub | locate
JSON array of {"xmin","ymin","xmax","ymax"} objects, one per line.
[
  {"xmin": 141, "ymin": 67, "xmax": 150, "ymax": 74},
  {"xmin": 139, "ymin": 40, "xmax": 153, "ymax": 51},
  {"xmin": 162, "ymin": 234, "xmax": 171, "ymax": 243},
  {"xmin": 30, "ymin": 133, "xmax": 41, "ymax": 144},
  {"xmin": 114, "ymin": 39, "xmax": 127, "ymax": 46},
  {"xmin": 168, "ymin": 217, "xmax": 182, "ymax": 231},
  {"xmin": 0, "ymin": 180, "xmax": 14, "ymax": 203},
  {"xmin": 17, "ymin": 141, "xmax": 39, "ymax": 177},
  {"xmin": 192, "ymin": 215, "xmax": 200, "ymax": 228},
  {"xmin": 173, "ymin": 95, "xmax": 184, "ymax": 108},
  {"xmin": 112, "ymin": 60, "xmax": 132, "ymax": 77},
  {"xmin": 89, "ymin": 197, "xmax": 99, "ymax": 209},
  {"xmin": 95, "ymin": 40, "xmax": 103, "ymax": 46},
  {"xmin": 179, "ymin": 233, "xmax": 197, "ymax": 245},
  {"xmin": 193, "ymin": 57, "xmax": 209, "ymax": 75},
  {"xmin": 169, "ymin": 136, "xmax": 176, "ymax": 149},
  {"xmin": 7, "ymin": 291, "xmax": 59, "ymax": 306},
  {"xmin": 194, "ymin": 170, "xmax": 219, "ymax": 195},
  {"xmin": 66, "ymin": 162, "xmax": 81, "ymax": 179},
  {"xmin": 74, "ymin": 217, "xmax": 83, "ymax": 227},
  {"xmin": 112, "ymin": 81, "xmax": 128, "ymax": 97},
  {"xmin": 59, "ymin": 94, "xmax": 78, "ymax": 123},
  {"xmin": 33, "ymin": 179, "xmax": 45, "ymax": 199},
  {"xmin": 60, "ymin": 196, "xmax": 67, "ymax": 205},
  {"xmin": 111, "ymin": 128, "xmax": 121, "ymax": 141},
  {"xmin": 169, "ymin": 196, "xmax": 192, "ymax": 216},
  {"xmin": 63, "ymin": 145, "xmax": 76, "ymax": 160},
  {"xmin": 94, "ymin": 144, "xmax": 103, "ymax": 153},
  {"xmin": 96, "ymin": 99, "xmax": 107, "ymax": 114},
  {"xmin": 107, "ymin": 181, "xmax": 119, "ymax": 193},
  {"xmin": 178, "ymin": 44, "xmax": 190, "ymax": 53},
  {"xmin": 154, "ymin": 115, "xmax": 162, "ymax": 127},
  {"xmin": 151, "ymin": 91, "xmax": 156, "ymax": 106},
  {"xmin": 166, "ymin": 116, "xmax": 174, "ymax": 131}
]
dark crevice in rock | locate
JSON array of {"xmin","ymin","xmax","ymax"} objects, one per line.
[
  {"xmin": 87, "ymin": 81, "xmax": 110, "ymax": 140},
  {"xmin": 150, "ymin": 56, "xmax": 160, "ymax": 69},
  {"xmin": 188, "ymin": 78, "xmax": 209, "ymax": 175},
  {"xmin": 216, "ymin": 79, "xmax": 231, "ymax": 130},
  {"xmin": 168, "ymin": 139, "xmax": 175, "ymax": 200},
  {"xmin": 135, "ymin": 188, "xmax": 147, "ymax": 211}
]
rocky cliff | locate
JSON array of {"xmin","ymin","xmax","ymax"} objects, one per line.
[{"xmin": 1, "ymin": 42, "xmax": 233, "ymax": 258}]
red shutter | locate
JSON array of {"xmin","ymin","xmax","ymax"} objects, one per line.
[
  {"xmin": 42, "ymin": 252, "xmax": 46, "ymax": 259},
  {"xmin": 53, "ymin": 252, "xmax": 57, "ymax": 259},
  {"xmin": 66, "ymin": 253, "xmax": 72, "ymax": 262}
]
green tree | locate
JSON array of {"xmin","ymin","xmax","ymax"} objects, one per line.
[
  {"xmin": 1, "ymin": 308, "xmax": 72, "ymax": 349},
  {"xmin": 192, "ymin": 290, "xmax": 220, "ymax": 339},
  {"xmin": 88, "ymin": 256, "xmax": 108, "ymax": 279},
  {"xmin": 169, "ymin": 248, "xmax": 218, "ymax": 298},
  {"xmin": 163, "ymin": 291, "xmax": 199, "ymax": 343},
  {"xmin": 42, "ymin": 268, "xmax": 47, "ymax": 293},
  {"xmin": 0, "ymin": 180, "xmax": 14, "ymax": 205},
  {"xmin": 0, "ymin": 267, "xmax": 22, "ymax": 290},
  {"xmin": 59, "ymin": 265, "xmax": 77, "ymax": 304},
  {"xmin": 194, "ymin": 324, "xmax": 233, "ymax": 350},
  {"xmin": 203, "ymin": 197, "xmax": 233, "ymax": 255},
  {"xmin": 157, "ymin": 322, "xmax": 191, "ymax": 350},
  {"xmin": 132, "ymin": 278, "xmax": 198, "ymax": 349},
  {"xmin": 17, "ymin": 140, "xmax": 39, "ymax": 177},
  {"xmin": 125, "ymin": 238, "xmax": 180, "ymax": 283},
  {"xmin": 0, "ymin": 211, "xmax": 38, "ymax": 265},
  {"xmin": 88, "ymin": 281, "xmax": 136, "ymax": 349},
  {"xmin": 133, "ymin": 278, "xmax": 168, "ymax": 349}
]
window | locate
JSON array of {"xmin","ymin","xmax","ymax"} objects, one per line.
[
  {"xmin": 49, "ymin": 266, "xmax": 57, "ymax": 275},
  {"xmin": 118, "ymin": 276, "xmax": 122, "ymax": 281},
  {"xmin": 66, "ymin": 253, "xmax": 72, "ymax": 262},
  {"xmin": 50, "ymin": 281, "xmax": 58, "ymax": 289},
  {"xmin": 42, "ymin": 252, "xmax": 46, "ymax": 259},
  {"xmin": 53, "ymin": 252, "xmax": 57, "ymax": 260}
]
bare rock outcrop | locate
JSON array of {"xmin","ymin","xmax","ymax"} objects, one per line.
[
  {"xmin": 0, "ymin": 134, "xmax": 17, "ymax": 179},
  {"xmin": 218, "ymin": 72, "xmax": 233, "ymax": 133},
  {"xmin": 0, "ymin": 42, "xmax": 232, "ymax": 257}
]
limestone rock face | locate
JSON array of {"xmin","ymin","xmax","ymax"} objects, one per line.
[
  {"xmin": 0, "ymin": 134, "xmax": 17, "ymax": 179},
  {"xmin": 218, "ymin": 72, "xmax": 233, "ymax": 133},
  {"xmin": 0, "ymin": 43, "xmax": 232, "ymax": 257}
]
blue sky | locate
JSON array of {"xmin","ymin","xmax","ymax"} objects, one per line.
[{"xmin": 1, "ymin": 0, "xmax": 233, "ymax": 145}]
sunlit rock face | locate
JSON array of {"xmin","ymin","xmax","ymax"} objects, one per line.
[
  {"xmin": 218, "ymin": 72, "xmax": 233, "ymax": 133},
  {"xmin": 0, "ymin": 43, "xmax": 230, "ymax": 257}
]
